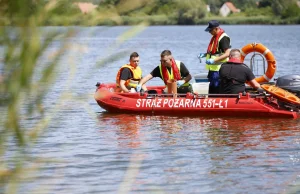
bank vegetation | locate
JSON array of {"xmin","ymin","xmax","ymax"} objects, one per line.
[{"xmin": 2, "ymin": 0, "xmax": 299, "ymax": 26}]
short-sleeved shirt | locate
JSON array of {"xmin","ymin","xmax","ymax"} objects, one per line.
[
  {"xmin": 218, "ymin": 36, "xmax": 230, "ymax": 53},
  {"xmin": 219, "ymin": 62, "xmax": 255, "ymax": 94},
  {"xmin": 120, "ymin": 68, "xmax": 133, "ymax": 81},
  {"xmin": 150, "ymin": 62, "xmax": 190, "ymax": 79}
]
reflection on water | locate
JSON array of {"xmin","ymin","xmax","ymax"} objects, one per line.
[
  {"xmin": 99, "ymin": 113, "xmax": 300, "ymax": 148},
  {"xmin": 96, "ymin": 113, "xmax": 300, "ymax": 193},
  {"xmin": 99, "ymin": 113, "xmax": 143, "ymax": 148}
]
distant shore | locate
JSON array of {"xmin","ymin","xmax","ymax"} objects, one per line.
[
  {"xmin": 2, "ymin": 15, "xmax": 299, "ymax": 27},
  {"xmin": 42, "ymin": 15, "xmax": 300, "ymax": 26}
]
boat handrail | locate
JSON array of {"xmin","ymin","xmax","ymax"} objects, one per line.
[
  {"xmin": 193, "ymin": 93, "xmax": 271, "ymax": 98},
  {"xmin": 250, "ymin": 53, "xmax": 266, "ymax": 76},
  {"xmin": 145, "ymin": 92, "xmax": 271, "ymax": 99},
  {"xmin": 145, "ymin": 93, "xmax": 186, "ymax": 98}
]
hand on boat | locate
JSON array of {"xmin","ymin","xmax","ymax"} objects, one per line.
[
  {"xmin": 136, "ymin": 84, "xmax": 142, "ymax": 92},
  {"xmin": 257, "ymin": 88, "xmax": 265, "ymax": 93},
  {"xmin": 198, "ymin": 53, "xmax": 206, "ymax": 58},
  {"xmin": 206, "ymin": 58, "xmax": 215, "ymax": 64},
  {"xmin": 177, "ymin": 80, "xmax": 185, "ymax": 87}
]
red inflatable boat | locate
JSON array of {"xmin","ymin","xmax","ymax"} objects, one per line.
[{"xmin": 94, "ymin": 83, "xmax": 300, "ymax": 119}]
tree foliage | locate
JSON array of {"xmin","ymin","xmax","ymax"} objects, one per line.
[
  {"xmin": 258, "ymin": 0, "xmax": 300, "ymax": 18},
  {"xmin": 0, "ymin": 0, "xmax": 40, "ymax": 25},
  {"xmin": 175, "ymin": 0, "xmax": 207, "ymax": 24},
  {"xmin": 1, "ymin": 0, "xmax": 300, "ymax": 26},
  {"xmin": 48, "ymin": 0, "xmax": 81, "ymax": 16},
  {"xmin": 281, "ymin": 3, "xmax": 300, "ymax": 18}
]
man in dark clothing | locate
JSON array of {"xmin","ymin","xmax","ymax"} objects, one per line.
[
  {"xmin": 136, "ymin": 50, "xmax": 192, "ymax": 93},
  {"xmin": 219, "ymin": 49, "xmax": 261, "ymax": 94}
]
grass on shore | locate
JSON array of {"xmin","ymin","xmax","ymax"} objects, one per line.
[{"xmin": 43, "ymin": 14, "xmax": 300, "ymax": 26}]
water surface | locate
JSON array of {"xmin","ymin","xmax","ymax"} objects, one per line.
[{"xmin": 3, "ymin": 25, "xmax": 300, "ymax": 194}]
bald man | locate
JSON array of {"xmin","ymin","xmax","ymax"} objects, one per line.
[{"xmin": 219, "ymin": 49, "xmax": 261, "ymax": 94}]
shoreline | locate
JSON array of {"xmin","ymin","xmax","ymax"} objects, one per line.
[{"xmin": 2, "ymin": 16, "xmax": 300, "ymax": 26}]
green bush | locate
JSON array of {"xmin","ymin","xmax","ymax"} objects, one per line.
[
  {"xmin": 244, "ymin": 7, "xmax": 273, "ymax": 17},
  {"xmin": 175, "ymin": 0, "xmax": 207, "ymax": 24},
  {"xmin": 281, "ymin": 4, "xmax": 300, "ymax": 19}
]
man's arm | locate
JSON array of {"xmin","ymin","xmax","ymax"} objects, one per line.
[
  {"xmin": 180, "ymin": 62, "xmax": 192, "ymax": 83},
  {"xmin": 249, "ymin": 79, "xmax": 261, "ymax": 89},
  {"xmin": 139, "ymin": 74, "xmax": 153, "ymax": 86},
  {"xmin": 119, "ymin": 68, "xmax": 132, "ymax": 93},
  {"xmin": 214, "ymin": 37, "xmax": 231, "ymax": 63},
  {"xmin": 182, "ymin": 74, "xmax": 192, "ymax": 84},
  {"xmin": 136, "ymin": 67, "xmax": 159, "ymax": 92},
  {"xmin": 214, "ymin": 49, "xmax": 231, "ymax": 62},
  {"xmin": 120, "ymin": 80, "xmax": 130, "ymax": 93},
  {"xmin": 246, "ymin": 67, "xmax": 261, "ymax": 90}
]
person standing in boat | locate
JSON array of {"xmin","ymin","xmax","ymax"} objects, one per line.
[
  {"xmin": 116, "ymin": 52, "xmax": 147, "ymax": 93},
  {"xmin": 198, "ymin": 20, "xmax": 231, "ymax": 94},
  {"xmin": 219, "ymin": 49, "xmax": 262, "ymax": 94},
  {"xmin": 136, "ymin": 50, "xmax": 192, "ymax": 93}
]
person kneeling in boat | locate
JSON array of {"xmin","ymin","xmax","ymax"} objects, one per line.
[
  {"xmin": 219, "ymin": 49, "xmax": 262, "ymax": 94},
  {"xmin": 116, "ymin": 52, "xmax": 147, "ymax": 93},
  {"xmin": 136, "ymin": 50, "xmax": 192, "ymax": 94}
]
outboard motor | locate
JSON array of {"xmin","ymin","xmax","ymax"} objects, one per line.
[
  {"xmin": 274, "ymin": 75, "xmax": 300, "ymax": 111},
  {"xmin": 275, "ymin": 75, "xmax": 300, "ymax": 97}
]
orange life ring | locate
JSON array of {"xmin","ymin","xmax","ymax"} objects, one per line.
[
  {"xmin": 261, "ymin": 84, "xmax": 300, "ymax": 105},
  {"xmin": 240, "ymin": 43, "xmax": 276, "ymax": 83}
]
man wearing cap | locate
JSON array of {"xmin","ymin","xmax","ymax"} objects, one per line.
[{"xmin": 199, "ymin": 20, "xmax": 231, "ymax": 94}]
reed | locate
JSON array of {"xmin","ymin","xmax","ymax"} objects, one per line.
[
  {"xmin": 0, "ymin": 0, "xmax": 150, "ymax": 193},
  {"xmin": 0, "ymin": 0, "xmax": 75, "ymax": 193}
]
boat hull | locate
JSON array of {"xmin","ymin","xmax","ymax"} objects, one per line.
[{"xmin": 94, "ymin": 83, "xmax": 299, "ymax": 119}]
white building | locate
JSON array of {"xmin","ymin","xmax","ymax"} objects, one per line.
[{"xmin": 219, "ymin": 2, "xmax": 240, "ymax": 17}]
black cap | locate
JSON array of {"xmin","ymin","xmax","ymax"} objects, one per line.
[{"xmin": 205, "ymin": 20, "xmax": 220, "ymax": 32}]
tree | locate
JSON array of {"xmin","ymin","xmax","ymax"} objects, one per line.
[
  {"xmin": 100, "ymin": 0, "xmax": 121, "ymax": 6},
  {"xmin": 258, "ymin": 0, "xmax": 272, "ymax": 8},
  {"xmin": 48, "ymin": 0, "xmax": 81, "ymax": 16},
  {"xmin": 271, "ymin": 0, "xmax": 299, "ymax": 17},
  {"xmin": 281, "ymin": 2, "xmax": 300, "ymax": 18},
  {"xmin": 175, "ymin": 0, "xmax": 207, "ymax": 24},
  {"xmin": 205, "ymin": 0, "xmax": 222, "ymax": 14}
]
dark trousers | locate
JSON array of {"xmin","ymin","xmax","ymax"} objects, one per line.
[{"xmin": 208, "ymin": 71, "xmax": 220, "ymax": 94}]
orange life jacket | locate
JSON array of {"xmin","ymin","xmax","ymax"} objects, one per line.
[{"xmin": 116, "ymin": 64, "xmax": 142, "ymax": 88}]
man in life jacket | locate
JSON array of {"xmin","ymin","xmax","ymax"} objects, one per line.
[
  {"xmin": 198, "ymin": 20, "xmax": 231, "ymax": 94},
  {"xmin": 116, "ymin": 52, "xmax": 147, "ymax": 93},
  {"xmin": 219, "ymin": 49, "xmax": 262, "ymax": 94},
  {"xmin": 136, "ymin": 50, "xmax": 192, "ymax": 94}
]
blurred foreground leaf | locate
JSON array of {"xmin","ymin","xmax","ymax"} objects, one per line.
[
  {"xmin": 0, "ymin": 0, "xmax": 148, "ymax": 193},
  {"xmin": 0, "ymin": 0, "xmax": 75, "ymax": 193}
]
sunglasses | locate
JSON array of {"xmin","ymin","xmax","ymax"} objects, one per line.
[{"xmin": 160, "ymin": 58, "xmax": 171, "ymax": 63}]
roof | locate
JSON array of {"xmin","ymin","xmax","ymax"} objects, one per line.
[
  {"xmin": 224, "ymin": 2, "xmax": 240, "ymax": 13},
  {"xmin": 74, "ymin": 2, "xmax": 98, "ymax": 14}
]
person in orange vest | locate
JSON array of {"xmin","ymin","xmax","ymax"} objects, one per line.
[
  {"xmin": 219, "ymin": 49, "xmax": 262, "ymax": 94},
  {"xmin": 198, "ymin": 20, "xmax": 231, "ymax": 94},
  {"xmin": 136, "ymin": 50, "xmax": 192, "ymax": 94},
  {"xmin": 116, "ymin": 52, "xmax": 147, "ymax": 93}
]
